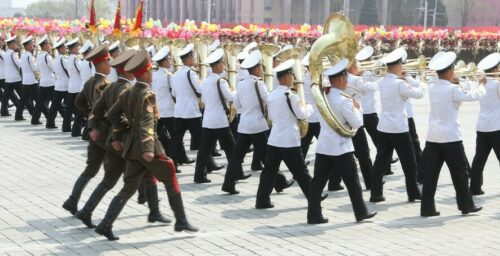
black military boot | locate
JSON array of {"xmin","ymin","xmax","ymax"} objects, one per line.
[
  {"xmin": 95, "ymin": 196, "xmax": 128, "ymax": 241},
  {"xmin": 62, "ymin": 176, "xmax": 90, "ymax": 215},
  {"xmin": 307, "ymin": 206, "xmax": 329, "ymax": 225},
  {"xmin": 168, "ymin": 193, "xmax": 198, "ymax": 232},
  {"xmin": 76, "ymin": 184, "xmax": 109, "ymax": 228},
  {"xmin": 137, "ymin": 183, "xmax": 147, "ymax": 205},
  {"xmin": 146, "ymin": 185, "xmax": 171, "ymax": 224},
  {"xmin": 207, "ymin": 156, "xmax": 224, "ymax": 173}
]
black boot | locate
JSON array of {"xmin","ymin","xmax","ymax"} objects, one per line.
[
  {"xmin": 76, "ymin": 184, "xmax": 109, "ymax": 228},
  {"xmin": 137, "ymin": 183, "xmax": 147, "ymax": 205},
  {"xmin": 95, "ymin": 196, "xmax": 128, "ymax": 241},
  {"xmin": 146, "ymin": 185, "xmax": 171, "ymax": 224},
  {"xmin": 168, "ymin": 193, "xmax": 198, "ymax": 232},
  {"xmin": 62, "ymin": 176, "xmax": 90, "ymax": 215}
]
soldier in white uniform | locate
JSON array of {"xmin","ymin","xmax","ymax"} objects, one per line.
[
  {"xmin": 33, "ymin": 35, "xmax": 55, "ymax": 126},
  {"xmin": 255, "ymin": 60, "xmax": 319, "ymax": 209},
  {"xmin": 2, "ymin": 35, "xmax": 24, "ymax": 120},
  {"xmin": 151, "ymin": 46, "xmax": 193, "ymax": 173},
  {"xmin": 79, "ymin": 40, "xmax": 95, "ymax": 85},
  {"xmin": 169, "ymin": 43, "xmax": 223, "ymax": 172},
  {"xmin": 19, "ymin": 36, "xmax": 38, "ymax": 119},
  {"xmin": 107, "ymin": 41, "xmax": 120, "ymax": 83},
  {"xmin": 65, "ymin": 38, "xmax": 84, "ymax": 137},
  {"xmin": 329, "ymin": 59, "xmax": 379, "ymax": 191},
  {"xmin": 469, "ymin": 53, "xmax": 500, "ymax": 195},
  {"xmin": 194, "ymin": 49, "xmax": 251, "ymax": 183},
  {"xmin": 48, "ymin": 38, "xmax": 69, "ymax": 130},
  {"xmin": 370, "ymin": 48, "xmax": 424, "ymax": 203},
  {"xmin": 222, "ymin": 51, "xmax": 292, "ymax": 195},
  {"xmin": 420, "ymin": 51, "xmax": 484, "ymax": 217},
  {"xmin": 307, "ymin": 59, "xmax": 376, "ymax": 224}
]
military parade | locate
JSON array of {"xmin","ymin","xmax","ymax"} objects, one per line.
[{"xmin": 0, "ymin": 0, "xmax": 499, "ymax": 254}]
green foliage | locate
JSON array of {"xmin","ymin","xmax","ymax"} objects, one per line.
[{"xmin": 25, "ymin": 0, "xmax": 113, "ymax": 19}]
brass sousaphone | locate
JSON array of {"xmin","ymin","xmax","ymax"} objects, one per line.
[{"xmin": 309, "ymin": 12, "xmax": 358, "ymax": 137}]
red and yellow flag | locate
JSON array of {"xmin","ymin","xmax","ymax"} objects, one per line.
[
  {"xmin": 131, "ymin": 0, "xmax": 144, "ymax": 35},
  {"xmin": 113, "ymin": 0, "xmax": 121, "ymax": 36},
  {"xmin": 89, "ymin": 0, "xmax": 97, "ymax": 33}
]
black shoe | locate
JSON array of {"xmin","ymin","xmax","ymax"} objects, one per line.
[
  {"xmin": 181, "ymin": 157, "xmax": 195, "ymax": 164},
  {"xmin": 1, "ymin": 113, "xmax": 11, "ymax": 116},
  {"xmin": 31, "ymin": 121, "xmax": 42, "ymax": 125},
  {"xmin": 46, "ymin": 124, "xmax": 58, "ymax": 129},
  {"xmin": 62, "ymin": 197, "xmax": 78, "ymax": 215},
  {"xmin": 194, "ymin": 177, "xmax": 211, "ymax": 184},
  {"xmin": 356, "ymin": 210, "xmax": 377, "ymax": 222},
  {"xmin": 255, "ymin": 201, "xmax": 274, "ymax": 209},
  {"xmin": 275, "ymin": 179, "xmax": 295, "ymax": 193},
  {"xmin": 470, "ymin": 189, "xmax": 485, "ymax": 196},
  {"xmin": 148, "ymin": 213, "xmax": 172, "ymax": 223},
  {"xmin": 328, "ymin": 184, "xmax": 344, "ymax": 192},
  {"xmin": 251, "ymin": 163, "xmax": 264, "ymax": 171},
  {"xmin": 62, "ymin": 128, "xmax": 71, "ymax": 132},
  {"xmin": 212, "ymin": 150, "xmax": 222, "ymax": 157},
  {"xmin": 71, "ymin": 133, "xmax": 81, "ymax": 137},
  {"xmin": 391, "ymin": 157, "xmax": 399, "ymax": 164},
  {"xmin": 75, "ymin": 210, "xmax": 96, "ymax": 228},
  {"xmin": 384, "ymin": 170, "xmax": 394, "ymax": 176},
  {"xmin": 321, "ymin": 193, "xmax": 328, "ymax": 201},
  {"xmin": 15, "ymin": 117, "xmax": 26, "ymax": 121},
  {"xmin": 369, "ymin": 195, "xmax": 385, "ymax": 203},
  {"xmin": 237, "ymin": 173, "xmax": 252, "ymax": 181},
  {"xmin": 222, "ymin": 186, "xmax": 240, "ymax": 195},
  {"xmin": 408, "ymin": 194, "xmax": 422, "ymax": 202},
  {"xmin": 208, "ymin": 163, "xmax": 224, "ymax": 172},
  {"xmin": 421, "ymin": 211, "xmax": 440, "ymax": 217},
  {"xmin": 308, "ymin": 216, "xmax": 329, "ymax": 224},
  {"xmin": 174, "ymin": 220, "xmax": 199, "ymax": 232},
  {"xmin": 176, "ymin": 168, "xmax": 182, "ymax": 174},
  {"xmin": 461, "ymin": 205, "xmax": 482, "ymax": 215},
  {"xmin": 95, "ymin": 223, "xmax": 119, "ymax": 241}
]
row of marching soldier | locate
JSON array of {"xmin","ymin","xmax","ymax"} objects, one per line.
[{"xmin": 1, "ymin": 16, "xmax": 499, "ymax": 240}]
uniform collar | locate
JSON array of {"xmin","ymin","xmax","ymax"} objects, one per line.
[
  {"xmin": 135, "ymin": 81, "xmax": 150, "ymax": 88},
  {"xmin": 118, "ymin": 77, "xmax": 132, "ymax": 83},
  {"xmin": 248, "ymin": 74, "xmax": 260, "ymax": 80},
  {"xmin": 386, "ymin": 73, "xmax": 399, "ymax": 79},
  {"xmin": 95, "ymin": 72, "xmax": 106, "ymax": 78}
]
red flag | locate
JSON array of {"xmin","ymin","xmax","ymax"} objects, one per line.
[
  {"xmin": 113, "ymin": 0, "xmax": 121, "ymax": 36},
  {"xmin": 132, "ymin": 0, "xmax": 143, "ymax": 34},
  {"xmin": 89, "ymin": 0, "xmax": 97, "ymax": 33}
]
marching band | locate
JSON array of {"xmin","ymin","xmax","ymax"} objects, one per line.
[{"xmin": 0, "ymin": 12, "xmax": 499, "ymax": 241}]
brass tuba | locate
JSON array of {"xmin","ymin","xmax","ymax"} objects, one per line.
[
  {"xmin": 167, "ymin": 39, "xmax": 187, "ymax": 72},
  {"xmin": 190, "ymin": 34, "xmax": 214, "ymax": 81},
  {"xmin": 223, "ymin": 42, "xmax": 243, "ymax": 123},
  {"xmin": 275, "ymin": 47, "xmax": 309, "ymax": 138},
  {"xmin": 258, "ymin": 43, "xmax": 280, "ymax": 91},
  {"xmin": 309, "ymin": 12, "xmax": 358, "ymax": 137}
]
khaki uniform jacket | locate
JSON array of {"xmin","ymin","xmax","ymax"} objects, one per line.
[{"xmin": 107, "ymin": 82, "xmax": 165, "ymax": 161}]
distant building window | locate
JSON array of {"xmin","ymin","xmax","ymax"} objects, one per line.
[
  {"xmin": 264, "ymin": 0, "xmax": 272, "ymax": 10},
  {"xmin": 264, "ymin": 18, "xmax": 273, "ymax": 24}
]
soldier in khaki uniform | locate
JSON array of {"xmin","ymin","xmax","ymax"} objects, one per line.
[
  {"xmin": 62, "ymin": 44, "xmax": 111, "ymax": 215},
  {"xmin": 75, "ymin": 49, "xmax": 170, "ymax": 228},
  {"xmin": 95, "ymin": 50, "xmax": 197, "ymax": 241}
]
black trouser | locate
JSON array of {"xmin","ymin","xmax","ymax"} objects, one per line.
[
  {"xmin": 157, "ymin": 117, "xmax": 188, "ymax": 161},
  {"xmin": 408, "ymin": 118, "xmax": 423, "ymax": 180},
  {"xmin": 223, "ymin": 131, "xmax": 287, "ymax": 189},
  {"xmin": 371, "ymin": 131, "xmax": 420, "ymax": 198},
  {"xmin": 301, "ymin": 122, "xmax": 320, "ymax": 158},
  {"xmin": 194, "ymin": 127, "xmax": 237, "ymax": 181},
  {"xmin": 49, "ymin": 90, "xmax": 67, "ymax": 129},
  {"xmin": 64, "ymin": 92, "xmax": 83, "ymax": 136},
  {"xmin": 470, "ymin": 131, "xmax": 500, "ymax": 192},
  {"xmin": 0, "ymin": 79, "xmax": 4, "ymax": 106},
  {"xmin": 308, "ymin": 153, "xmax": 367, "ymax": 220},
  {"xmin": 20, "ymin": 84, "xmax": 37, "ymax": 117},
  {"xmin": 32, "ymin": 85, "xmax": 53, "ymax": 124},
  {"xmin": 2, "ymin": 81, "xmax": 23, "ymax": 119},
  {"xmin": 0, "ymin": 80, "xmax": 20, "ymax": 116},
  {"xmin": 169, "ymin": 117, "xmax": 203, "ymax": 164},
  {"xmin": 363, "ymin": 113, "xmax": 379, "ymax": 148},
  {"xmin": 331, "ymin": 127, "xmax": 373, "ymax": 190},
  {"xmin": 421, "ymin": 141, "xmax": 475, "ymax": 212},
  {"xmin": 256, "ymin": 145, "xmax": 312, "ymax": 204}
]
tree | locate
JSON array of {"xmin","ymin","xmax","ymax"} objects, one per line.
[
  {"xmin": 25, "ymin": 0, "xmax": 113, "ymax": 20},
  {"xmin": 419, "ymin": 0, "xmax": 448, "ymax": 27},
  {"xmin": 359, "ymin": 0, "xmax": 378, "ymax": 25}
]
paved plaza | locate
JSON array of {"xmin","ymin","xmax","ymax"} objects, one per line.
[{"xmin": 1, "ymin": 96, "xmax": 500, "ymax": 256}]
